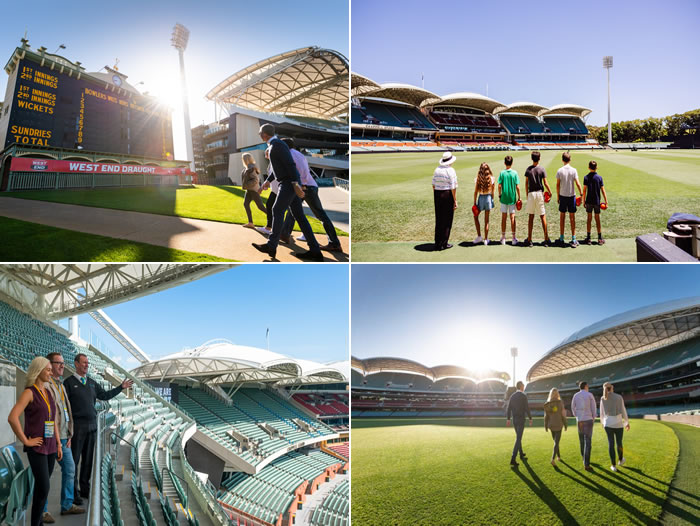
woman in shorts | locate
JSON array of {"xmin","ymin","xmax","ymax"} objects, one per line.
[{"xmin": 472, "ymin": 162, "xmax": 495, "ymax": 245}]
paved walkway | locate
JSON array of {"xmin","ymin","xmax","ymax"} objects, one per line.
[{"xmin": 0, "ymin": 197, "xmax": 349, "ymax": 262}]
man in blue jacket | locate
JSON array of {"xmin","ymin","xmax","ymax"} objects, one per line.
[
  {"xmin": 252, "ymin": 124, "xmax": 323, "ymax": 261},
  {"xmin": 506, "ymin": 381, "xmax": 533, "ymax": 467}
]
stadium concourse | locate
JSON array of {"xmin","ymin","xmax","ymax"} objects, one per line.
[
  {"xmin": 0, "ymin": 265, "xmax": 349, "ymax": 526},
  {"xmin": 352, "ymin": 297, "xmax": 700, "ymax": 420},
  {"xmin": 351, "ymin": 72, "xmax": 600, "ymax": 153}
]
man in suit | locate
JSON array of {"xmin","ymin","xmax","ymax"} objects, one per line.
[
  {"xmin": 252, "ymin": 123, "xmax": 323, "ymax": 261},
  {"xmin": 506, "ymin": 381, "xmax": 533, "ymax": 467},
  {"xmin": 63, "ymin": 353, "xmax": 134, "ymax": 504}
]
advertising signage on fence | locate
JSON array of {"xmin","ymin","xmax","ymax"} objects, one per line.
[
  {"xmin": 5, "ymin": 57, "xmax": 174, "ymax": 159},
  {"xmin": 10, "ymin": 157, "xmax": 193, "ymax": 176}
]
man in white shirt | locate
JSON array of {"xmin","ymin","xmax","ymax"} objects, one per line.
[
  {"xmin": 279, "ymin": 138, "xmax": 342, "ymax": 252},
  {"xmin": 432, "ymin": 152, "xmax": 458, "ymax": 250},
  {"xmin": 570, "ymin": 381, "xmax": 597, "ymax": 471},
  {"xmin": 556, "ymin": 152, "xmax": 583, "ymax": 247}
]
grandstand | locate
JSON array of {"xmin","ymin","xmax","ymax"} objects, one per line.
[
  {"xmin": 351, "ymin": 356, "xmax": 511, "ymax": 417},
  {"xmin": 525, "ymin": 296, "xmax": 700, "ymax": 417},
  {"xmin": 203, "ymin": 47, "xmax": 349, "ymax": 185},
  {"xmin": 351, "ymin": 73, "xmax": 599, "ymax": 153},
  {"xmin": 0, "ymin": 265, "xmax": 348, "ymax": 526}
]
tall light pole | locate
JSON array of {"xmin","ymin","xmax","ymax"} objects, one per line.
[
  {"xmin": 603, "ymin": 56, "xmax": 613, "ymax": 146},
  {"xmin": 510, "ymin": 347, "xmax": 518, "ymax": 387},
  {"xmin": 171, "ymin": 23, "xmax": 195, "ymax": 171}
]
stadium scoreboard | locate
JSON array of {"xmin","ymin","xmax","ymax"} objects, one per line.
[{"xmin": 4, "ymin": 56, "xmax": 173, "ymax": 159}]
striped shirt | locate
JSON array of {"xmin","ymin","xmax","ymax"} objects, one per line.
[{"xmin": 432, "ymin": 166, "xmax": 458, "ymax": 190}]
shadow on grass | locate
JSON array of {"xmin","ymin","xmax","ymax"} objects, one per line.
[
  {"xmin": 556, "ymin": 460, "xmax": 656, "ymax": 525},
  {"xmin": 414, "ymin": 243, "xmax": 438, "ymax": 252},
  {"xmin": 512, "ymin": 459, "xmax": 580, "ymax": 525}
]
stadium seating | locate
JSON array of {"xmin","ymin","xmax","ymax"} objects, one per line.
[
  {"xmin": 326, "ymin": 442, "xmax": 349, "ymax": 460},
  {"xmin": 310, "ymin": 479, "xmax": 349, "ymax": 526}
]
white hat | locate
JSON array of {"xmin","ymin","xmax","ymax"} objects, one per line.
[{"xmin": 439, "ymin": 152, "xmax": 456, "ymax": 166}]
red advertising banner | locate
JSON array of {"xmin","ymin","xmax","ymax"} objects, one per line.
[{"xmin": 10, "ymin": 157, "xmax": 193, "ymax": 176}]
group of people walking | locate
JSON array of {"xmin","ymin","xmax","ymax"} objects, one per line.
[
  {"xmin": 432, "ymin": 151, "xmax": 609, "ymax": 250},
  {"xmin": 7, "ymin": 354, "xmax": 133, "ymax": 526},
  {"xmin": 242, "ymin": 123, "xmax": 343, "ymax": 261},
  {"xmin": 506, "ymin": 380, "xmax": 629, "ymax": 472}
]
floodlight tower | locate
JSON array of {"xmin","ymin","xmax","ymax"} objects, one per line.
[
  {"xmin": 510, "ymin": 347, "xmax": 518, "ymax": 387},
  {"xmin": 171, "ymin": 23, "xmax": 195, "ymax": 171},
  {"xmin": 603, "ymin": 56, "xmax": 613, "ymax": 146}
]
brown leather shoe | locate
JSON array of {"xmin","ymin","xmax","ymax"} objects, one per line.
[
  {"xmin": 42, "ymin": 512, "xmax": 56, "ymax": 523},
  {"xmin": 320, "ymin": 243, "xmax": 343, "ymax": 253},
  {"xmin": 61, "ymin": 504, "xmax": 86, "ymax": 515}
]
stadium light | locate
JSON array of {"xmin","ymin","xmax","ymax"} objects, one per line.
[
  {"xmin": 603, "ymin": 56, "xmax": 613, "ymax": 146},
  {"xmin": 510, "ymin": 347, "xmax": 518, "ymax": 387},
  {"xmin": 171, "ymin": 23, "xmax": 195, "ymax": 171}
]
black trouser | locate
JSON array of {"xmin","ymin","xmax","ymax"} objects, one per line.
[
  {"xmin": 550, "ymin": 429, "xmax": 562, "ymax": 460},
  {"xmin": 265, "ymin": 191, "xmax": 277, "ymax": 228},
  {"xmin": 243, "ymin": 189, "xmax": 267, "ymax": 223},
  {"xmin": 27, "ymin": 449, "xmax": 56, "ymax": 526},
  {"xmin": 511, "ymin": 419, "xmax": 525, "ymax": 461},
  {"xmin": 71, "ymin": 425, "xmax": 96, "ymax": 499},
  {"xmin": 267, "ymin": 182, "xmax": 320, "ymax": 252},
  {"xmin": 605, "ymin": 426, "xmax": 624, "ymax": 465},
  {"xmin": 434, "ymin": 189, "xmax": 455, "ymax": 249}
]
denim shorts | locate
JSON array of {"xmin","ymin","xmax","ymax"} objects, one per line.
[{"xmin": 477, "ymin": 194, "xmax": 494, "ymax": 211}]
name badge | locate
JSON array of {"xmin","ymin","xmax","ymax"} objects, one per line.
[
  {"xmin": 44, "ymin": 421, "xmax": 55, "ymax": 439},
  {"xmin": 63, "ymin": 407, "xmax": 70, "ymax": 423}
]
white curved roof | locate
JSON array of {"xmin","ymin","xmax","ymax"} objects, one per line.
[
  {"xmin": 205, "ymin": 46, "xmax": 348, "ymax": 119},
  {"xmin": 0, "ymin": 265, "xmax": 231, "ymax": 320},
  {"xmin": 527, "ymin": 297, "xmax": 700, "ymax": 381},
  {"xmin": 130, "ymin": 339, "xmax": 348, "ymax": 386},
  {"xmin": 495, "ymin": 101, "xmax": 549, "ymax": 116},
  {"xmin": 423, "ymin": 92, "xmax": 506, "ymax": 114},
  {"xmin": 542, "ymin": 104, "xmax": 592, "ymax": 118},
  {"xmin": 351, "ymin": 72, "xmax": 381, "ymax": 97},
  {"xmin": 361, "ymin": 82, "xmax": 440, "ymax": 108},
  {"xmin": 351, "ymin": 356, "xmax": 509, "ymax": 383}
]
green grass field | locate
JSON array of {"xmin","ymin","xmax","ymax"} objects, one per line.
[
  {"xmin": 351, "ymin": 149, "xmax": 700, "ymax": 261},
  {"xmin": 352, "ymin": 417, "xmax": 700, "ymax": 525},
  {"xmin": 0, "ymin": 185, "xmax": 347, "ymax": 236},
  {"xmin": 0, "ymin": 216, "xmax": 231, "ymax": 262}
]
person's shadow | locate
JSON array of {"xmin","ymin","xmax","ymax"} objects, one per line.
[{"xmin": 512, "ymin": 459, "xmax": 580, "ymax": 525}]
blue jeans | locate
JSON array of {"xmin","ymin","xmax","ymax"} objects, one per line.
[
  {"xmin": 511, "ymin": 419, "xmax": 525, "ymax": 461},
  {"xmin": 578, "ymin": 420, "xmax": 594, "ymax": 466},
  {"xmin": 282, "ymin": 186, "xmax": 340, "ymax": 246},
  {"xmin": 44, "ymin": 438, "xmax": 75, "ymax": 512},
  {"xmin": 268, "ymin": 182, "xmax": 320, "ymax": 252}
]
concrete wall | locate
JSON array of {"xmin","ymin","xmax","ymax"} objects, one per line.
[
  {"xmin": 227, "ymin": 148, "xmax": 266, "ymax": 186},
  {"xmin": 184, "ymin": 437, "xmax": 226, "ymax": 489},
  {"xmin": 0, "ymin": 361, "xmax": 17, "ymax": 446},
  {"xmin": 644, "ymin": 413, "xmax": 700, "ymax": 427}
]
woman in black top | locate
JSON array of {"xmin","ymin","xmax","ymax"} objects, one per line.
[{"xmin": 241, "ymin": 153, "xmax": 267, "ymax": 228}]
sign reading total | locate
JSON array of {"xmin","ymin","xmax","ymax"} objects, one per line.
[{"xmin": 10, "ymin": 157, "xmax": 193, "ymax": 176}]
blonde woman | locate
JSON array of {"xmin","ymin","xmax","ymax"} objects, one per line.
[
  {"xmin": 472, "ymin": 162, "xmax": 495, "ymax": 244},
  {"xmin": 600, "ymin": 382, "xmax": 629, "ymax": 472},
  {"xmin": 543, "ymin": 387, "xmax": 567, "ymax": 466},
  {"xmin": 8, "ymin": 357, "xmax": 62, "ymax": 526},
  {"xmin": 241, "ymin": 153, "xmax": 267, "ymax": 228}
]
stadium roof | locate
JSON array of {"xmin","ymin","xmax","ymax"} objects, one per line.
[
  {"xmin": 527, "ymin": 297, "xmax": 700, "ymax": 381},
  {"xmin": 205, "ymin": 46, "xmax": 348, "ymax": 119},
  {"xmin": 130, "ymin": 339, "xmax": 348, "ymax": 386},
  {"xmin": 358, "ymin": 82, "xmax": 440, "ymax": 108},
  {"xmin": 423, "ymin": 92, "xmax": 507, "ymax": 114},
  {"xmin": 352, "ymin": 356, "xmax": 510, "ymax": 383},
  {"xmin": 541, "ymin": 104, "xmax": 592, "ymax": 118},
  {"xmin": 350, "ymin": 72, "xmax": 381, "ymax": 97},
  {"xmin": 495, "ymin": 102, "xmax": 549, "ymax": 116},
  {"xmin": 0, "ymin": 265, "xmax": 232, "ymax": 320}
]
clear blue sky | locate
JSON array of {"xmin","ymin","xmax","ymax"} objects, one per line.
[
  {"xmin": 351, "ymin": 264, "xmax": 700, "ymax": 382},
  {"xmin": 352, "ymin": 0, "xmax": 700, "ymax": 126},
  {"xmin": 60, "ymin": 265, "xmax": 349, "ymax": 369},
  {"xmin": 0, "ymin": 0, "xmax": 349, "ymax": 160}
]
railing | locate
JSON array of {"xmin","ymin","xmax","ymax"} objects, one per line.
[
  {"xmin": 203, "ymin": 126, "xmax": 228, "ymax": 137},
  {"xmin": 88, "ymin": 408, "xmax": 109, "ymax": 526},
  {"xmin": 7, "ymin": 172, "xmax": 181, "ymax": 191},
  {"xmin": 333, "ymin": 177, "xmax": 349, "ymax": 191}
]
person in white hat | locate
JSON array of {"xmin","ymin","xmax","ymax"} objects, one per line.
[{"xmin": 432, "ymin": 152, "xmax": 458, "ymax": 250}]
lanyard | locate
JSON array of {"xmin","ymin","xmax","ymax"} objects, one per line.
[{"xmin": 34, "ymin": 384, "xmax": 52, "ymax": 419}]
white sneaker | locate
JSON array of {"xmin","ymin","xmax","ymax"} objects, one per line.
[
  {"xmin": 474, "ymin": 236, "xmax": 483, "ymax": 244},
  {"xmin": 296, "ymin": 234, "xmax": 306, "ymax": 242},
  {"xmin": 618, "ymin": 458, "xmax": 626, "ymax": 466},
  {"xmin": 256, "ymin": 226, "xmax": 271, "ymax": 235},
  {"xmin": 512, "ymin": 237, "xmax": 519, "ymax": 246},
  {"xmin": 500, "ymin": 237, "xmax": 506, "ymax": 245},
  {"xmin": 484, "ymin": 239, "xmax": 489, "ymax": 246},
  {"xmin": 611, "ymin": 465, "xmax": 618, "ymax": 472}
]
